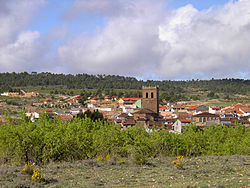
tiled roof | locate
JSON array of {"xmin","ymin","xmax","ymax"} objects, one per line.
[
  {"xmin": 118, "ymin": 113, "xmax": 129, "ymax": 118},
  {"xmin": 137, "ymin": 118, "xmax": 147, "ymax": 121},
  {"xmin": 165, "ymin": 118, "xmax": 177, "ymax": 122},
  {"xmin": 187, "ymin": 104, "xmax": 203, "ymax": 110},
  {"xmin": 159, "ymin": 105, "xmax": 168, "ymax": 110},
  {"xmin": 179, "ymin": 119, "xmax": 193, "ymax": 123},
  {"xmin": 120, "ymin": 98, "xmax": 141, "ymax": 101},
  {"xmin": 211, "ymin": 106, "xmax": 221, "ymax": 110},
  {"xmin": 233, "ymin": 104, "xmax": 247, "ymax": 108},
  {"xmin": 172, "ymin": 105, "xmax": 183, "ymax": 108},
  {"xmin": 240, "ymin": 107, "xmax": 250, "ymax": 113},
  {"xmin": 134, "ymin": 108, "xmax": 157, "ymax": 114},
  {"xmin": 221, "ymin": 107, "xmax": 234, "ymax": 112},
  {"xmin": 192, "ymin": 112, "xmax": 219, "ymax": 117},
  {"xmin": 123, "ymin": 118, "xmax": 136, "ymax": 125},
  {"xmin": 57, "ymin": 114, "xmax": 73, "ymax": 121}
]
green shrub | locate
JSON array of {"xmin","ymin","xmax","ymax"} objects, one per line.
[{"xmin": 0, "ymin": 113, "xmax": 249, "ymax": 165}]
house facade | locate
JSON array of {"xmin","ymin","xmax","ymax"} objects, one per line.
[{"xmin": 192, "ymin": 112, "xmax": 220, "ymax": 126}]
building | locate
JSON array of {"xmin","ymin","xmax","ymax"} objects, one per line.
[
  {"xmin": 20, "ymin": 90, "xmax": 39, "ymax": 97},
  {"xmin": 209, "ymin": 106, "xmax": 221, "ymax": 114},
  {"xmin": 133, "ymin": 108, "xmax": 159, "ymax": 127},
  {"xmin": 118, "ymin": 86, "xmax": 164, "ymax": 130},
  {"xmin": 141, "ymin": 86, "xmax": 159, "ymax": 114},
  {"xmin": 187, "ymin": 104, "xmax": 208, "ymax": 113},
  {"xmin": 104, "ymin": 95, "xmax": 112, "ymax": 101},
  {"xmin": 171, "ymin": 105, "xmax": 185, "ymax": 112},
  {"xmin": 172, "ymin": 119, "xmax": 193, "ymax": 133},
  {"xmin": 44, "ymin": 99, "xmax": 52, "ymax": 104},
  {"xmin": 192, "ymin": 112, "xmax": 220, "ymax": 127},
  {"xmin": 118, "ymin": 98, "xmax": 141, "ymax": 108}
]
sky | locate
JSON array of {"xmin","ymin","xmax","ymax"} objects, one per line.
[{"xmin": 0, "ymin": 0, "xmax": 249, "ymax": 80}]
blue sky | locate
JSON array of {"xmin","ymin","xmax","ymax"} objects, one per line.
[
  {"xmin": 30, "ymin": 0, "xmax": 232, "ymax": 35},
  {"xmin": 0, "ymin": 0, "xmax": 249, "ymax": 80},
  {"xmin": 169, "ymin": 0, "xmax": 233, "ymax": 9}
]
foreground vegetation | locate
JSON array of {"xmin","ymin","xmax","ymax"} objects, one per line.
[
  {"xmin": 0, "ymin": 115, "xmax": 249, "ymax": 187},
  {"xmin": 0, "ymin": 114, "xmax": 249, "ymax": 165},
  {"xmin": 0, "ymin": 156, "xmax": 249, "ymax": 187}
]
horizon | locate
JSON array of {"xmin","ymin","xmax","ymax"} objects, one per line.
[
  {"xmin": 1, "ymin": 71, "xmax": 249, "ymax": 82},
  {"xmin": 0, "ymin": 0, "xmax": 249, "ymax": 80}
]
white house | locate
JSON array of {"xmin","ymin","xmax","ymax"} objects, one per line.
[
  {"xmin": 1, "ymin": 92, "xmax": 9, "ymax": 96},
  {"xmin": 209, "ymin": 106, "xmax": 221, "ymax": 114},
  {"xmin": 172, "ymin": 119, "xmax": 193, "ymax": 134}
]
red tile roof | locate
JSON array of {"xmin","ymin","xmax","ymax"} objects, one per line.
[
  {"xmin": 120, "ymin": 98, "xmax": 141, "ymax": 101},
  {"xmin": 104, "ymin": 95, "xmax": 112, "ymax": 99},
  {"xmin": 73, "ymin": 96, "xmax": 82, "ymax": 100},
  {"xmin": 159, "ymin": 105, "xmax": 168, "ymax": 109},
  {"xmin": 187, "ymin": 104, "xmax": 203, "ymax": 110},
  {"xmin": 233, "ymin": 104, "xmax": 247, "ymax": 109},
  {"xmin": 103, "ymin": 114, "xmax": 113, "ymax": 117},
  {"xmin": 193, "ymin": 112, "xmax": 219, "ymax": 117},
  {"xmin": 179, "ymin": 119, "xmax": 193, "ymax": 123},
  {"xmin": 211, "ymin": 106, "xmax": 221, "ymax": 110},
  {"xmin": 57, "ymin": 114, "xmax": 73, "ymax": 121},
  {"xmin": 172, "ymin": 105, "xmax": 183, "ymax": 108},
  {"xmin": 240, "ymin": 107, "xmax": 250, "ymax": 113},
  {"xmin": 222, "ymin": 107, "xmax": 234, "ymax": 112}
]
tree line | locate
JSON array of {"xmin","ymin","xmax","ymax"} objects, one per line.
[{"xmin": 0, "ymin": 72, "xmax": 249, "ymax": 95}]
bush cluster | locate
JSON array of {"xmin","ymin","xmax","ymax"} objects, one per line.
[{"xmin": 0, "ymin": 114, "xmax": 249, "ymax": 164}]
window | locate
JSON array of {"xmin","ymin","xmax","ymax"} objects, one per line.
[
  {"xmin": 146, "ymin": 92, "xmax": 148, "ymax": 98},
  {"xmin": 151, "ymin": 92, "xmax": 154, "ymax": 98}
]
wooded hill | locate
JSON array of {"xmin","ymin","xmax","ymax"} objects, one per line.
[{"xmin": 0, "ymin": 72, "xmax": 249, "ymax": 96}]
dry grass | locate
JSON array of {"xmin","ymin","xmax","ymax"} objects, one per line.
[{"xmin": 0, "ymin": 156, "xmax": 249, "ymax": 187}]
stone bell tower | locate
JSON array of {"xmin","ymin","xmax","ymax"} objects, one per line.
[{"xmin": 142, "ymin": 86, "xmax": 159, "ymax": 114}]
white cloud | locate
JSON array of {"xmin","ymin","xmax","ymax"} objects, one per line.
[
  {"xmin": 0, "ymin": 31, "xmax": 41, "ymax": 71},
  {"xmin": 58, "ymin": 0, "xmax": 250, "ymax": 79},
  {"xmin": 0, "ymin": 0, "xmax": 46, "ymax": 72},
  {"xmin": 1, "ymin": 0, "xmax": 249, "ymax": 79},
  {"xmin": 158, "ymin": 0, "xmax": 250, "ymax": 78},
  {"xmin": 59, "ymin": 0, "xmax": 166, "ymax": 77}
]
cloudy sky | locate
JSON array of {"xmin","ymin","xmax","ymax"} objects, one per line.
[{"xmin": 0, "ymin": 0, "xmax": 249, "ymax": 80}]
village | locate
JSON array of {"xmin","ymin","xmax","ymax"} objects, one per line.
[{"xmin": 1, "ymin": 86, "xmax": 250, "ymax": 134}]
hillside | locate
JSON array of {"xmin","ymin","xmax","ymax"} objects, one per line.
[
  {"xmin": 1, "ymin": 72, "xmax": 249, "ymax": 104},
  {"xmin": 0, "ymin": 72, "xmax": 249, "ymax": 94}
]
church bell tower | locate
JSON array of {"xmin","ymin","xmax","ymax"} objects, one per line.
[{"xmin": 142, "ymin": 86, "xmax": 159, "ymax": 114}]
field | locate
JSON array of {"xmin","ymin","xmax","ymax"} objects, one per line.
[{"xmin": 0, "ymin": 156, "xmax": 249, "ymax": 187}]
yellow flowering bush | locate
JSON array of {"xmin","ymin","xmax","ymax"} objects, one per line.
[
  {"xmin": 172, "ymin": 156, "xmax": 184, "ymax": 169},
  {"xmin": 97, "ymin": 156, "xmax": 104, "ymax": 162},
  {"xmin": 32, "ymin": 169, "xmax": 43, "ymax": 181},
  {"xmin": 22, "ymin": 162, "xmax": 36, "ymax": 175},
  {"xmin": 117, "ymin": 159, "xmax": 126, "ymax": 164},
  {"xmin": 105, "ymin": 154, "xmax": 111, "ymax": 161},
  {"xmin": 22, "ymin": 162, "xmax": 43, "ymax": 182}
]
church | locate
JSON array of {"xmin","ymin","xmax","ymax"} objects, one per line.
[{"xmin": 120, "ymin": 86, "xmax": 164, "ymax": 129}]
